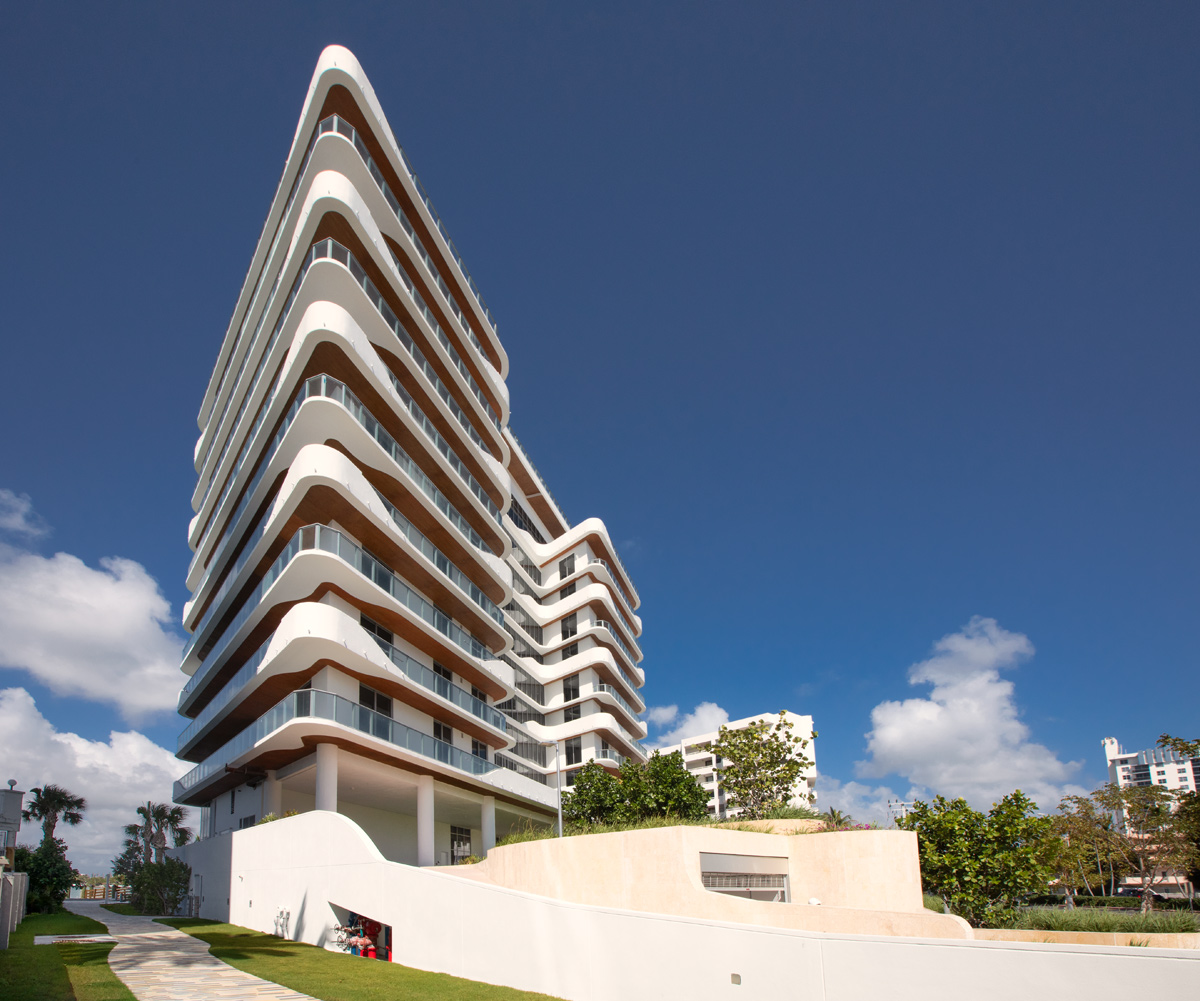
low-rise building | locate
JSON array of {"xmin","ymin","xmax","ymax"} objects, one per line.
[{"xmin": 666, "ymin": 712, "xmax": 816, "ymax": 819}]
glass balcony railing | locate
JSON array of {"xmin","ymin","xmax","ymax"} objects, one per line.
[
  {"xmin": 178, "ymin": 633, "xmax": 274, "ymax": 746},
  {"xmin": 200, "ymin": 106, "xmax": 333, "ymax": 441},
  {"xmin": 506, "ymin": 429, "xmax": 569, "ymax": 527},
  {"xmin": 593, "ymin": 619, "xmax": 641, "ymax": 668},
  {"xmin": 494, "ymin": 752, "xmax": 547, "ymax": 785},
  {"xmin": 367, "ymin": 631, "xmax": 506, "ymax": 731},
  {"xmin": 181, "ymin": 524, "xmax": 493, "ymax": 707},
  {"xmin": 199, "ymin": 108, "xmax": 503, "ymax": 521},
  {"xmin": 315, "ymin": 116, "xmax": 497, "ymax": 354},
  {"xmin": 197, "ymin": 217, "xmax": 500, "ymax": 566},
  {"xmin": 184, "ymin": 372, "xmax": 497, "ymax": 664},
  {"xmin": 582, "ymin": 556, "xmax": 638, "ymax": 622},
  {"xmin": 318, "ymin": 116, "xmax": 499, "ymax": 427},
  {"xmin": 370, "ymin": 489, "xmax": 502, "ymax": 626},
  {"xmin": 595, "ymin": 683, "xmax": 643, "ymax": 721},
  {"xmin": 597, "ymin": 747, "xmax": 628, "ymax": 766},
  {"xmin": 175, "ymin": 689, "xmax": 501, "ymax": 798}
]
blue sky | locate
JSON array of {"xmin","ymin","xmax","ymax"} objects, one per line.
[{"xmin": 1, "ymin": 2, "xmax": 1196, "ymax": 868}]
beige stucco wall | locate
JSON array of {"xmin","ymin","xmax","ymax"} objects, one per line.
[
  {"xmin": 437, "ymin": 823, "xmax": 973, "ymax": 939},
  {"xmin": 975, "ymin": 928, "xmax": 1200, "ymax": 949}
]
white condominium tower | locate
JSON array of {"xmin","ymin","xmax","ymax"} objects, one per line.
[
  {"xmin": 669, "ymin": 712, "xmax": 816, "ymax": 820},
  {"xmin": 1103, "ymin": 737, "xmax": 1197, "ymax": 795},
  {"xmin": 173, "ymin": 46, "xmax": 647, "ymax": 866}
]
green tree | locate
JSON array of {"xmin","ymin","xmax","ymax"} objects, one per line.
[
  {"xmin": 896, "ymin": 791, "xmax": 1055, "ymax": 926},
  {"xmin": 1094, "ymin": 782, "xmax": 1198, "ymax": 913},
  {"xmin": 1157, "ymin": 733, "xmax": 1200, "ymax": 759},
  {"xmin": 710, "ymin": 712, "xmax": 814, "ymax": 819},
  {"xmin": 562, "ymin": 751, "xmax": 709, "ymax": 826},
  {"xmin": 131, "ymin": 858, "xmax": 192, "ymax": 916},
  {"xmin": 1055, "ymin": 794, "xmax": 1128, "ymax": 898},
  {"xmin": 21, "ymin": 783, "xmax": 87, "ymax": 845},
  {"xmin": 1173, "ymin": 791, "xmax": 1200, "ymax": 898},
  {"xmin": 15, "ymin": 837, "xmax": 79, "ymax": 913}
]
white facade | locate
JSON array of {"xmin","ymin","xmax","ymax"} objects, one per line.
[
  {"xmin": 1102, "ymin": 737, "xmax": 1197, "ymax": 896},
  {"xmin": 1103, "ymin": 737, "xmax": 1199, "ymax": 794},
  {"xmin": 173, "ymin": 44, "xmax": 646, "ymax": 867},
  {"xmin": 668, "ymin": 712, "xmax": 816, "ymax": 819}
]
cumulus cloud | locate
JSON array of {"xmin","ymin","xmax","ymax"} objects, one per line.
[
  {"xmin": 645, "ymin": 704, "xmax": 680, "ymax": 726},
  {"xmin": 645, "ymin": 701, "xmax": 731, "ymax": 749},
  {"xmin": 2, "ymin": 687, "xmax": 188, "ymax": 872},
  {"xmin": 853, "ymin": 616, "xmax": 1085, "ymax": 811},
  {"xmin": 0, "ymin": 493, "xmax": 184, "ymax": 721},
  {"xmin": 815, "ymin": 774, "xmax": 909, "ymax": 824},
  {"xmin": 0, "ymin": 489, "xmax": 49, "ymax": 538}
]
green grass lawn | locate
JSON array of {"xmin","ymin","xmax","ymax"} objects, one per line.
[
  {"xmin": 160, "ymin": 918, "xmax": 563, "ymax": 1001},
  {"xmin": 0, "ymin": 911, "xmax": 134, "ymax": 1001}
]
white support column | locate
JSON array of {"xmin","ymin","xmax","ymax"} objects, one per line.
[
  {"xmin": 481, "ymin": 795, "xmax": 496, "ymax": 854},
  {"xmin": 417, "ymin": 774, "xmax": 435, "ymax": 866},
  {"xmin": 264, "ymin": 769, "xmax": 283, "ymax": 818},
  {"xmin": 314, "ymin": 743, "xmax": 338, "ymax": 813}
]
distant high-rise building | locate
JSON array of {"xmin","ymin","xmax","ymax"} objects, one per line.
[
  {"xmin": 1103, "ymin": 737, "xmax": 1198, "ymax": 795},
  {"xmin": 173, "ymin": 46, "xmax": 647, "ymax": 865},
  {"xmin": 666, "ymin": 712, "xmax": 816, "ymax": 819}
]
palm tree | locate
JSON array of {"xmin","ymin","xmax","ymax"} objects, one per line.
[
  {"xmin": 822, "ymin": 807, "xmax": 851, "ymax": 830},
  {"xmin": 151, "ymin": 804, "xmax": 191, "ymax": 864},
  {"xmin": 133, "ymin": 802, "xmax": 192, "ymax": 865},
  {"xmin": 22, "ymin": 784, "xmax": 87, "ymax": 844}
]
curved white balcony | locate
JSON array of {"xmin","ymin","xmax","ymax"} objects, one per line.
[
  {"xmin": 178, "ymin": 603, "xmax": 511, "ymax": 760},
  {"xmin": 175, "ymin": 689, "xmax": 554, "ymax": 809}
]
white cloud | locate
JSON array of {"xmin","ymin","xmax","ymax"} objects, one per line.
[
  {"xmin": 2, "ymin": 687, "xmax": 188, "ymax": 873},
  {"xmin": 645, "ymin": 704, "xmax": 679, "ymax": 726},
  {"xmin": 852, "ymin": 616, "xmax": 1085, "ymax": 811},
  {"xmin": 0, "ymin": 540, "xmax": 184, "ymax": 722},
  {"xmin": 646, "ymin": 701, "xmax": 731, "ymax": 749},
  {"xmin": 0, "ymin": 489, "xmax": 49, "ymax": 538},
  {"xmin": 815, "ymin": 773, "xmax": 909, "ymax": 825}
]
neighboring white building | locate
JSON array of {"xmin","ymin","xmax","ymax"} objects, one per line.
[
  {"xmin": 1103, "ymin": 737, "xmax": 1198, "ymax": 794},
  {"xmin": 173, "ymin": 44, "xmax": 647, "ymax": 869},
  {"xmin": 667, "ymin": 712, "xmax": 816, "ymax": 819},
  {"xmin": 1101, "ymin": 737, "xmax": 1196, "ymax": 897}
]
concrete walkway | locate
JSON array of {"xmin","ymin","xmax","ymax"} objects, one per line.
[{"xmin": 65, "ymin": 900, "xmax": 316, "ymax": 1000}]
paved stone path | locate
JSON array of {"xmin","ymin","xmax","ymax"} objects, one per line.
[{"xmin": 65, "ymin": 900, "xmax": 316, "ymax": 1001}]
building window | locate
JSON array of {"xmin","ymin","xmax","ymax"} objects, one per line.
[
  {"xmin": 451, "ymin": 825, "xmax": 472, "ymax": 862},
  {"xmin": 564, "ymin": 770, "xmax": 577, "ymax": 787},
  {"xmin": 559, "ymin": 554, "xmax": 576, "ymax": 579},
  {"xmin": 434, "ymin": 721, "xmax": 453, "ymax": 744},
  {"xmin": 509, "ymin": 499, "xmax": 546, "ymax": 544},
  {"xmin": 561, "ymin": 613, "xmax": 578, "ymax": 641},
  {"xmin": 433, "ymin": 663, "xmax": 452, "ymax": 682},
  {"xmin": 566, "ymin": 736, "xmax": 582, "ymax": 766},
  {"xmin": 561, "ymin": 643, "xmax": 578, "ymax": 660},
  {"xmin": 560, "ymin": 581, "xmax": 577, "ymax": 599},
  {"xmin": 562, "ymin": 674, "xmax": 580, "ymax": 701},
  {"xmin": 564, "ymin": 704, "xmax": 581, "ymax": 723},
  {"xmin": 471, "ymin": 685, "xmax": 487, "ymax": 704},
  {"xmin": 360, "ymin": 614, "xmax": 393, "ymax": 645},
  {"xmin": 238, "ymin": 815, "xmax": 257, "ymax": 830},
  {"xmin": 471, "ymin": 739, "xmax": 489, "ymax": 760},
  {"xmin": 230, "ymin": 789, "xmax": 235, "ymax": 814},
  {"xmin": 359, "ymin": 684, "xmax": 393, "ymax": 718}
]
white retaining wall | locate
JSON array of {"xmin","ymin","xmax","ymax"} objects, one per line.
[{"xmin": 171, "ymin": 811, "xmax": 1200, "ymax": 999}]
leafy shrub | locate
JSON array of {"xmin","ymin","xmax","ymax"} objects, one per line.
[
  {"xmin": 924, "ymin": 893, "xmax": 946, "ymax": 913},
  {"xmin": 14, "ymin": 838, "xmax": 78, "ymax": 913},
  {"xmin": 131, "ymin": 858, "xmax": 191, "ymax": 915},
  {"xmin": 994, "ymin": 907, "xmax": 1198, "ymax": 933}
]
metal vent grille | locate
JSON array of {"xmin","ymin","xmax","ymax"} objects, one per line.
[{"xmin": 701, "ymin": 872, "xmax": 787, "ymax": 889}]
